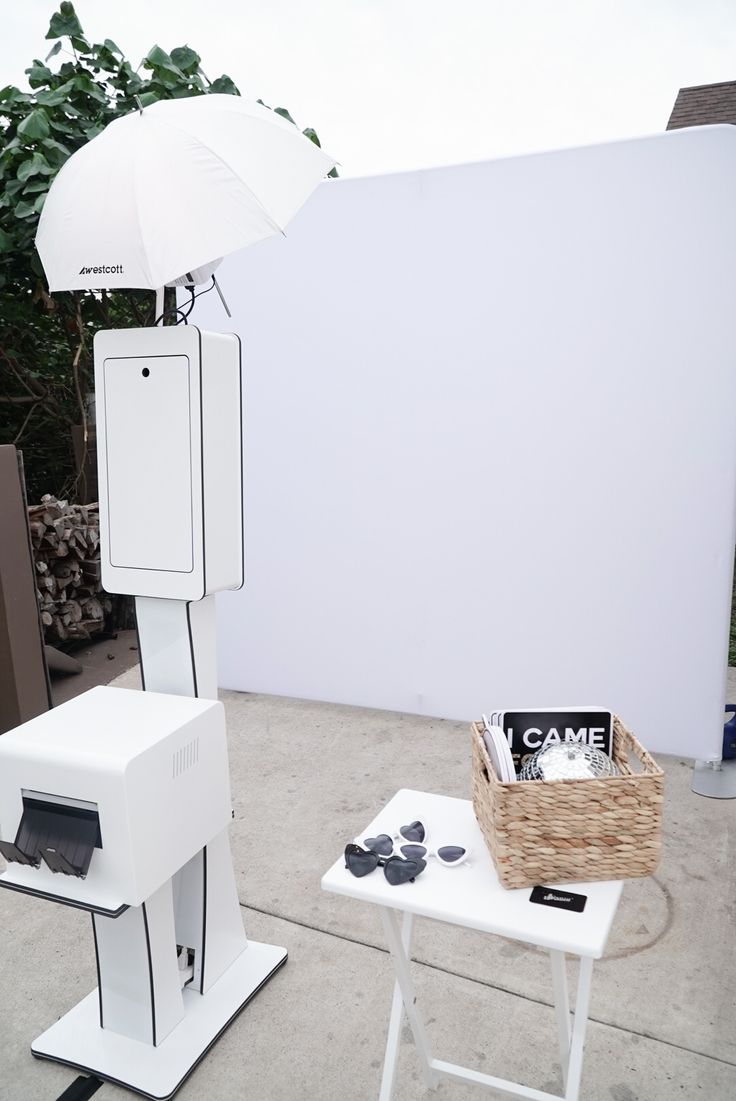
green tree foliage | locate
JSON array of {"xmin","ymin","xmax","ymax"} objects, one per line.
[{"xmin": 0, "ymin": 2, "xmax": 334, "ymax": 501}]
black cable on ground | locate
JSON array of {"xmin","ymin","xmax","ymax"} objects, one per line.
[{"xmin": 54, "ymin": 1075, "xmax": 104, "ymax": 1101}]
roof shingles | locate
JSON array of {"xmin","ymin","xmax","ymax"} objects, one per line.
[{"xmin": 667, "ymin": 80, "xmax": 736, "ymax": 129}]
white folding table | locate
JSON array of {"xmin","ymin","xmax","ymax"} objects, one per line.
[{"xmin": 321, "ymin": 789, "xmax": 624, "ymax": 1101}]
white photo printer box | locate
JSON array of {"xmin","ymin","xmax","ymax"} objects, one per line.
[{"xmin": 0, "ymin": 686, "xmax": 231, "ymax": 915}]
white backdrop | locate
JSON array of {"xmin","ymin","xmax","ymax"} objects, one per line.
[{"xmin": 197, "ymin": 126, "xmax": 736, "ymax": 759}]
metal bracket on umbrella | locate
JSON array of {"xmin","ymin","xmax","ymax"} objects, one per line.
[{"xmin": 212, "ymin": 275, "xmax": 232, "ymax": 317}]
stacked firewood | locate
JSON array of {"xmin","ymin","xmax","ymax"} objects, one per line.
[{"xmin": 28, "ymin": 494, "xmax": 113, "ymax": 643}]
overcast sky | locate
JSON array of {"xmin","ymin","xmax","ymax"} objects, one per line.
[{"xmin": 3, "ymin": 1, "xmax": 736, "ymax": 177}]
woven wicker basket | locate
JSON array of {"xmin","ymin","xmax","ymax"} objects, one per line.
[{"xmin": 471, "ymin": 717, "xmax": 664, "ymax": 889}]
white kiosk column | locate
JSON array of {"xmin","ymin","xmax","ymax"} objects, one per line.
[
  {"xmin": 134, "ymin": 591, "xmax": 253, "ymax": 1000},
  {"xmin": 93, "ymin": 879, "xmax": 185, "ymax": 1046},
  {"xmin": 135, "ymin": 596, "xmax": 218, "ymax": 700}
]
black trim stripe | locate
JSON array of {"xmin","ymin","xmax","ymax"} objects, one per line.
[
  {"xmin": 234, "ymin": 332, "xmax": 245, "ymax": 591},
  {"xmin": 141, "ymin": 902, "xmax": 157, "ymax": 1047},
  {"xmin": 0, "ymin": 879, "xmax": 127, "ymax": 917},
  {"xmin": 91, "ymin": 914, "xmax": 103, "ymax": 1029},
  {"xmin": 102, "ymin": 365, "xmax": 113, "ymax": 582},
  {"xmin": 185, "ymin": 601, "xmax": 198, "ymax": 697},
  {"xmin": 195, "ymin": 326, "xmax": 206, "ymax": 598},
  {"xmin": 32, "ymin": 954, "xmax": 287, "ymax": 1101},
  {"xmin": 199, "ymin": 847, "xmax": 208, "ymax": 994},
  {"xmin": 192, "ymin": 335, "xmax": 201, "ymax": 593},
  {"xmin": 134, "ymin": 598, "xmax": 146, "ymax": 691}
]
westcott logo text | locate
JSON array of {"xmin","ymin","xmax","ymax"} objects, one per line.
[{"xmin": 79, "ymin": 264, "xmax": 124, "ymax": 275}]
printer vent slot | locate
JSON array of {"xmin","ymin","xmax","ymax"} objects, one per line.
[{"xmin": 173, "ymin": 737, "xmax": 199, "ymax": 779}]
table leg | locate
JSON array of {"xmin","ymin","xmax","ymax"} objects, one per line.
[
  {"xmin": 379, "ymin": 907, "xmax": 440, "ymax": 1099},
  {"xmin": 379, "ymin": 911, "xmax": 411, "ymax": 1101},
  {"xmin": 549, "ymin": 949, "xmax": 571, "ymax": 1089},
  {"xmin": 564, "ymin": 956, "xmax": 594, "ymax": 1101}
]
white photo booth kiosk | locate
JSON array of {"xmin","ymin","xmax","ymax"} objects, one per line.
[{"xmin": 0, "ymin": 326, "xmax": 286, "ymax": 1100}]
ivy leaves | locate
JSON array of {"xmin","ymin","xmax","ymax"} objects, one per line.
[
  {"xmin": 17, "ymin": 108, "xmax": 51, "ymax": 142},
  {"xmin": 45, "ymin": 2, "xmax": 84, "ymax": 41}
]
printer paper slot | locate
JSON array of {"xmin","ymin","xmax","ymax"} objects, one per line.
[
  {"xmin": 2, "ymin": 796, "xmax": 102, "ymax": 879},
  {"xmin": 0, "ymin": 839, "xmax": 40, "ymax": 867}
]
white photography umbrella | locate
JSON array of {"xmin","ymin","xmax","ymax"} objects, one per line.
[{"xmin": 36, "ymin": 94, "xmax": 336, "ymax": 293}]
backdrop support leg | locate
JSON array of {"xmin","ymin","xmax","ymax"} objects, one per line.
[{"xmin": 692, "ymin": 759, "xmax": 736, "ymax": 799}]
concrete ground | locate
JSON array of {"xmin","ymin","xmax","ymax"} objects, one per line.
[{"xmin": 2, "ymin": 664, "xmax": 735, "ymax": 1101}]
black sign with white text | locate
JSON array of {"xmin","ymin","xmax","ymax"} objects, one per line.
[
  {"xmin": 530, "ymin": 885, "xmax": 587, "ymax": 913},
  {"xmin": 499, "ymin": 709, "xmax": 613, "ymax": 775}
]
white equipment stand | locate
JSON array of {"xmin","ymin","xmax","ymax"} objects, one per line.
[
  {"xmin": 691, "ymin": 758, "xmax": 736, "ymax": 799},
  {"xmin": 322, "ymin": 790, "xmax": 623, "ymax": 1101},
  {"xmin": 0, "ymin": 324, "xmax": 287, "ymax": 1100}
]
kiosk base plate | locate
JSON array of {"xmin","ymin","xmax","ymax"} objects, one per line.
[{"xmin": 32, "ymin": 941, "xmax": 287, "ymax": 1100}]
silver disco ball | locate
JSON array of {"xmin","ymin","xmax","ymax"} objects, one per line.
[{"xmin": 519, "ymin": 742, "xmax": 619, "ymax": 781}]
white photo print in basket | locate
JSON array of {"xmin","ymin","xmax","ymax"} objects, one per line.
[{"xmin": 481, "ymin": 717, "xmax": 517, "ymax": 783}]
